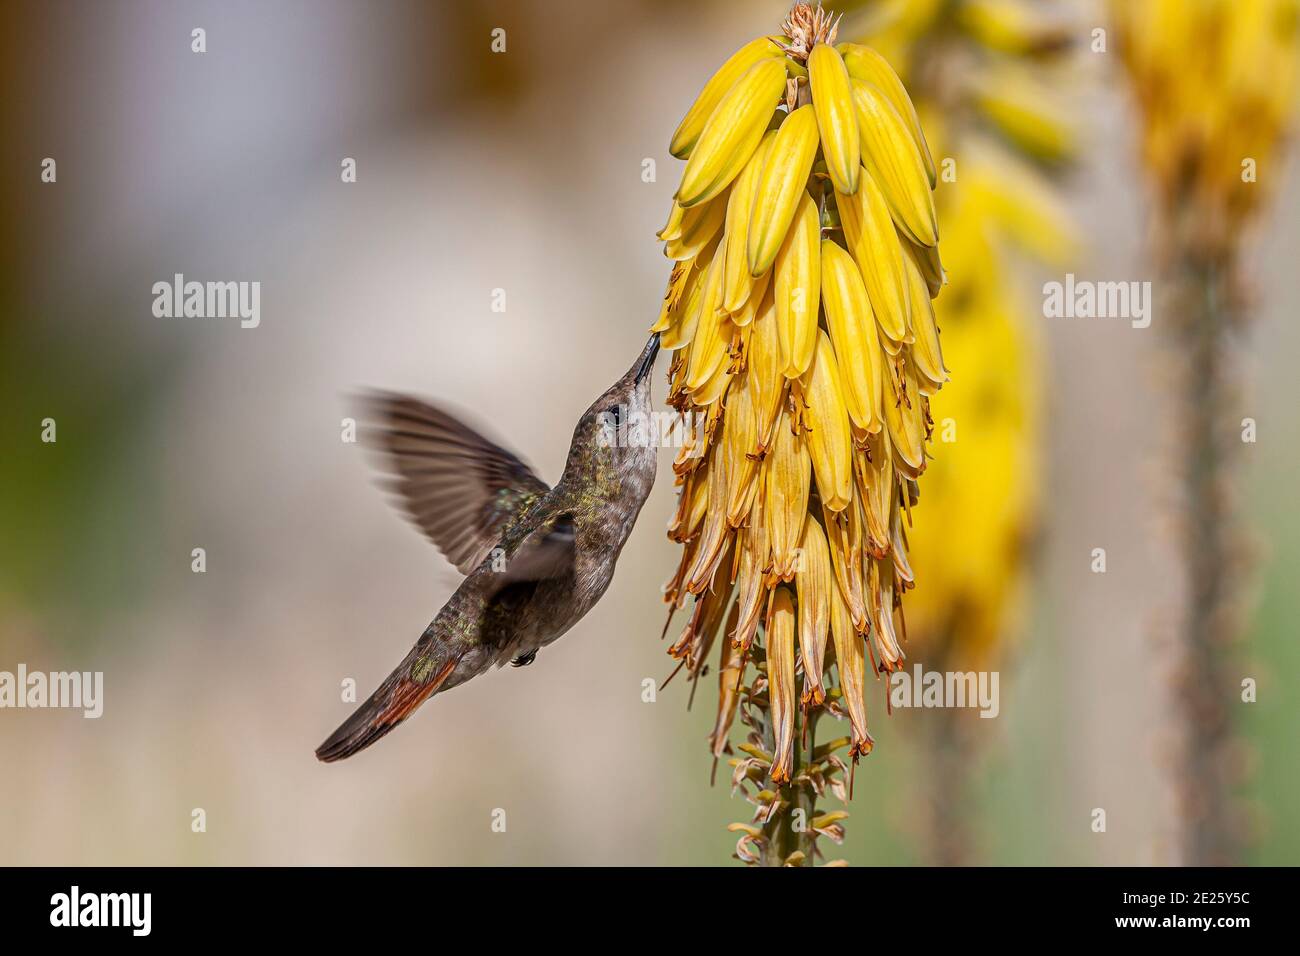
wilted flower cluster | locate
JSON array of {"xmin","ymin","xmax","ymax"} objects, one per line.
[
  {"xmin": 650, "ymin": 2, "xmax": 944, "ymax": 860},
  {"xmin": 1111, "ymin": 0, "xmax": 1300, "ymax": 261}
]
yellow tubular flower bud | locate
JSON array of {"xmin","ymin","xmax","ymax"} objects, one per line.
[
  {"xmin": 650, "ymin": 258, "xmax": 693, "ymax": 334},
  {"xmin": 904, "ymin": 234, "xmax": 945, "ymax": 299},
  {"xmin": 800, "ymin": 331, "xmax": 853, "ymax": 512},
  {"xmin": 883, "ymin": 356, "xmax": 927, "ymax": 477},
  {"xmin": 677, "ymin": 58, "xmax": 789, "ymax": 208},
  {"xmin": 839, "ymin": 42, "xmax": 936, "ymax": 188},
  {"xmin": 774, "ymin": 191, "xmax": 822, "ymax": 379},
  {"xmin": 841, "ymin": 170, "xmax": 912, "ymax": 345},
  {"xmin": 690, "ymin": 352, "xmax": 736, "ymax": 408},
  {"xmin": 747, "ymin": 104, "xmax": 821, "ymax": 277},
  {"xmin": 820, "ymin": 240, "xmax": 884, "ymax": 434},
  {"xmin": 807, "ymin": 43, "xmax": 861, "ymax": 194},
  {"xmin": 856, "ymin": 432, "xmax": 893, "ymax": 558},
  {"xmin": 728, "ymin": 268, "xmax": 772, "ymax": 328},
  {"xmin": 902, "ymin": 247, "xmax": 947, "ymax": 389},
  {"xmin": 659, "ymin": 237, "xmax": 718, "ymax": 350},
  {"xmin": 684, "ymin": 439, "xmax": 733, "ymax": 594},
  {"xmin": 670, "ymin": 37, "xmax": 786, "ymax": 160},
  {"xmin": 722, "ymin": 132, "xmax": 777, "ymax": 312},
  {"xmin": 851, "ymin": 78, "xmax": 938, "ymax": 247},
  {"xmin": 667, "ymin": 457, "xmax": 708, "ymax": 543},
  {"xmin": 867, "ymin": 556, "xmax": 903, "ymax": 669},
  {"xmin": 685, "ymin": 248, "xmax": 732, "ymax": 390},
  {"xmin": 669, "ymin": 558, "xmax": 730, "ymax": 672},
  {"xmin": 747, "ymin": 287, "xmax": 787, "ymax": 453},
  {"xmin": 657, "ymin": 201, "xmax": 687, "ymax": 242}
]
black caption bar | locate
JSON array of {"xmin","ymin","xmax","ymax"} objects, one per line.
[{"xmin": 0, "ymin": 866, "xmax": 1281, "ymax": 942}]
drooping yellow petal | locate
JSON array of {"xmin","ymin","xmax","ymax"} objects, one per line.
[
  {"xmin": 883, "ymin": 355, "xmax": 927, "ymax": 477},
  {"xmin": 665, "ymin": 190, "xmax": 730, "ymax": 261},
  {"xmin": 823, "ymin": 497, "xmax": 868, "ymax": 630},
  {"xmin": 747, "ymin": 286, "xmax": 787, "ymax": 453},
  {"xmin": 650, "ymin": 257, "xmax": 694, "ymax": 334},
  {"xmin": 669, "ymin": 555, "xmax": 731, "ymax": 673},
  {"xmin": 729, "ymin": 268, "xmax": 772, "ymax": 328},
  {"xmin": 795, "ymin": 516, "xmax": 832, "ymax": 705},
  {"xmin": 764, "ymin": 403, "xmax": 810, "ymax": 580},
  {"xmin": 708, "ymin": 603, "xmax": 745, "ymax": 758},
  {"xmin": 829, "ymin": 579, "xmax": 872, "ymax": 757},
  {"xmin": 657, "ymin": 201, "xmax": 687, "ymax": 242},
  {"xmin": 723, "ymin": 368, "xmax": 761, "ymax": 526},
  {"xmin": 684, "ymin": 435, "xmax": 734, "ymax": 593},
  {"xmin": 767, "ymin": 586, "xmax": 798, "ymax": 784},
  {"xmin": 901, "ymin": 247, "xmax": 947, "ymax": 390},
  {"xmin": 903, "ymin": 232, "xmax": 945, "ymax": 299},
  {"xmin": 867, "ymin": 555, "xmax": 904, "ymax": 669},
  {"xmin": 667, "ymin": 456, "xmax": 709, "ymax": 543},
  {"xmin": 732, "ymin": 491, "xmax": 770, "ymax": 654},
  {"xmin": 690, "ymin": 347, "xmax": 737, "ymax": 408},
  {"xmin": 855, "ymin": 431, "xmax": 894, "ymax": 559}
]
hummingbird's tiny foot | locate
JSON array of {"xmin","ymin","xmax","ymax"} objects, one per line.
[{"xmin": 510, "ymin": 649, "xmax": 539, "ymax": 668}]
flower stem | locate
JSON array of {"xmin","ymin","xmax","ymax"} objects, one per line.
[
  {"xmin": 759, "ymin": 706, "xmax": 820, "ymax": 866},
  {"xmin": 1169, "ymin": 253, "xmax": 1248, "ymax": 865},
  {"xmin": 919, "ymin": 703, "xmax": 972, "ymax": 866}
]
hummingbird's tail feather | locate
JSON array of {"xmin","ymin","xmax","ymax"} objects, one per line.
[{"xmin": 315, "ymin": 649, "xmax": 460, "ymax": 763}]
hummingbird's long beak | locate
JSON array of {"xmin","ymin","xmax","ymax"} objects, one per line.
[{"xmin": 634, "ymin": 332, "xmax": 661, "ymax": 384}]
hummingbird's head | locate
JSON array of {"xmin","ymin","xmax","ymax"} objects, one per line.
[{"xmin": 563, "ymin": 334, "xmax": 661, "ymax": 487}]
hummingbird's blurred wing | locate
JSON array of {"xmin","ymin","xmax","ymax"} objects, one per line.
[
  {"xmin": 314, "ymin": 514, "xmax": 578, "ymax": 763},
  {"xmin": 358, "ymin": 391, "xmax": 550, "ymax": 574},
  {"xmin": 493, "ymin": 512, "xmax": 576, "ymax": 584}
]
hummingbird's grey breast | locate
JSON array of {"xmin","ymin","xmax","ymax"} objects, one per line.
[{"xmin": 315, "ymin": 334, "xmax": 660, "ymax": 763}]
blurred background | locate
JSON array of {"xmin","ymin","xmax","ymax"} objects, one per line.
[{"xmin": 1, "ymin": 0, "xmax": 1296, "ymax": 865}]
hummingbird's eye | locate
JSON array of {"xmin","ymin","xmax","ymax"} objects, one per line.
[{"xmin": 604, "ymin": 404, "xmax": 621, "ymax": 425}]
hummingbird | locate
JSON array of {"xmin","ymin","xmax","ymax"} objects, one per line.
[{"xmin": 315, "ymin": 333, "xmax": 661, "ymax": 762}]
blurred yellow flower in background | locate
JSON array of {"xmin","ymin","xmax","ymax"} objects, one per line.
[{"xmin": 1113, "ymin": 0, "xmax": 1300, "ymax": 265}]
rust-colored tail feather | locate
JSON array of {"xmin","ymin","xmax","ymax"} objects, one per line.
[{"xmin": 315, "ymin": 656, "xmax": 457, "ymax": 763}]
